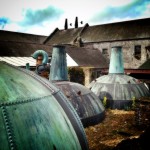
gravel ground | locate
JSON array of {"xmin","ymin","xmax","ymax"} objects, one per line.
[{"xmin": 85, "ymin": 98, "xmax": 150, "ymax": 150}]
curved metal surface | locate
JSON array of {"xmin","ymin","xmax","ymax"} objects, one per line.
[
  {"xmin": 89, "ymin": 46, "xmax": 150, "ymax": 109},
  {"xmin": 0, "ymin": 61, "xmax": 89, "ymax": 150},
  {"xmin": 88, "ymin": 74, "xmax": 150, "ymax": 109},
  {"xmin": 50, "ymin": 45, "xmax": 68, "ymax": 81},
  {"xmin": 54, "ymin": 81, "xmax": 105, "ymax": 127},
  {"xmin": 49, "ymin": 45, "xmax": 105, "ymax": 127}
]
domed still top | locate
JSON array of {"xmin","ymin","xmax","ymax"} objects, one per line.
[
  {"xmin": 88, "ymin": 46, "xmax": 150, "ymax": 110},
  {"xmin": 0, "ymin": 61, "xmax": 88, "ymax": 150},
  {"xmin": 54, "ymin": 80, "xmax": 105, "ymax": 127},
  {"xmin": 49, "ymin": 45, "xmax": 105, "ymax": 128},
  {"xmin": 88, "ymin": 74, "xmax": 150, "ymax": 109}
]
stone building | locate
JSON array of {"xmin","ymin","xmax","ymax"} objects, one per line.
[
  {"xmin": 43, "ymin": 17, "xmax": 150, "ymax": 88},
  {"xmin": 0, "ymin": 18, "xmax": 150, "ymax": 88}
]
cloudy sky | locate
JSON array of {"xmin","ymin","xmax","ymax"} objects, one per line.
[{"xmin": 0, "ymin": 0, "xmax": 150, "ymax": 35}]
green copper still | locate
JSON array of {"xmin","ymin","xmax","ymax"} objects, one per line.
[
  {"xmin": 49, "ymin": 45, "xmax": 105, "ymax": 127},
  {"xmin": 49, "ymin": 45, "xmax": 68, "ymax": 81},
  {"xmin": 0, "ymin": 61, "xmax": 89, "ymax": 150},
  {"xmin": 109, "ymin": 46, "xmax": 124, "ymax": 74},
  {"xmin": 88, "ymin": 46, "xmax": 150, "ymax": 109}
]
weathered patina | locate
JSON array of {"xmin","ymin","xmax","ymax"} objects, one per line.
[
  {"xmin": 88, "ymin": 46, "xmax": 150, "ymax": 109},
  {"xmin": 49, "ymin": 45, "xmax": 105, "ymax": 127},
  {"xmin": 0, "ymin": 61, "xmax": 89, "ymax": 150}
]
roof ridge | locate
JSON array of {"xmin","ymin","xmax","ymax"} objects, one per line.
[{"xmin": 43, "ymin": 28, "xmax": 59, "ymax": 44}]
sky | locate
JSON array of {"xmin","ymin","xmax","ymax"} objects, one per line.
[{"xmin": 0, "ymin": 0, "xmax": 150, "ymax": 36}]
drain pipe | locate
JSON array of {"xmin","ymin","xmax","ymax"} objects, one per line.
[
  {"xmin": 49, "ymin": 45, "xmax": 68, "ymax": 81},
  {"xmin": 109, "ymin": 46, "xmax": 124, "ymax": 74},
  {"xmin": 31, "ymin": 50, "xmax": 48, "ymax": 65}
]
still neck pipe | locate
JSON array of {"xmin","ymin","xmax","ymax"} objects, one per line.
[
  {"xmin": 109, "ymin": 46, "xmax": 124, "ymax": 74},
  {"xmin": 49, "ymin": 45, "xmax": 68, "ymax": 81}
]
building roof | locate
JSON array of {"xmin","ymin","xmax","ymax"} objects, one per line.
[
  {"xmin": 0, "ymin": 30, "xmax": 108, "ymax": 68},
  {"xmin": 0, "ymin": 30, "xmax": 46, "ymax": 43},
  {"xmin": 44, "ymin": 18, "xmax": 150, "ymax": 45},
  {"xmin": 0, "ymin": 55, "xmax": 77, "ymax": 67},
  {"xmin": 4, "ymin": 18, "xmax": 150, "ymax": 69},
  {"xmin": 0, "ymin": 41, "xmax": 51, "ymax": 57},
  {"xmin": 65, "ymin": 45, "xmax": 108, "ymax": 68},
  {"xmin": 0, "ymin": 57, "xmax": 36, "ymax": 67},
  {"xmin": 0, "ymin": 30, "xmax": 50, "ymax": 57}
]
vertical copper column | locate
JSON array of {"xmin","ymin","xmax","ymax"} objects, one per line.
[
  {"xmin": 49, "ymin": 45, "xmax": 68, "ymax": 81},
  {"xmin": 109, "ymin": 46, "xmax": 124, "ymax": 74}
]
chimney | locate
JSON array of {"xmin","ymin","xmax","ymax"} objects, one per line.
[
  {"xmin": 75, "ymin": 17, "xmax": 78, "ymax": 28},
  {"xmin": 49, "ymin": 45, "xmax": 68, "ymax": 81},
  {"xmin": 109, "ymin": 46, "xmax": 124, "ymax": 74},
  {"xmin": 64, "ymin": 18, "xmax": 68, "ymax": 30}
]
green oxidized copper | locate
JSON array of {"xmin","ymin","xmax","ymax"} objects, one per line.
[
  {"xmin": 109, "ymin": 46, "xmax": 124, "ymax": 74},
  {"xmin": 49, "ymin": 45, "xmax": 68, "ymax": 81},
  {"xmin": 88, "ymin": 46, "xmax": 150, "ymax": 110},
  {"xmin": 31, "ymin": 49, "xmax": 49, "ymax": 64},
  {"xmin": 0, "ymin": 62, "xmax": 89, "ymax": 150},
  {"xmin": 49, "ymin": 45, "xmax": 105, "ymax": 127},
  {"xmin": 25, "ymin": 63, "xmax": 30, "ymax": 70}
]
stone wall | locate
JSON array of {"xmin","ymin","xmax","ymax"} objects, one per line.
[{"xmin": 83, "ymin": 39, "xmax": 150, "ymax": 69}]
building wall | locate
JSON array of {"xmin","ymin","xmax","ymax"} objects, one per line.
[{"xmin": 83, "ymin": 39, "xmax": 150, "ymax": 69}]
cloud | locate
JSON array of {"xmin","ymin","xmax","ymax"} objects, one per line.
[
  {"xmin": 89, "ymin": 0, "xmax": 150, "ymax": 24},
  {"xmin": 0, "ymin": 17, "xmax": 10, "ymax": 29},
  {"xmin": 20, "ymin": 5, "xmax": 64, "ymax": 26}
]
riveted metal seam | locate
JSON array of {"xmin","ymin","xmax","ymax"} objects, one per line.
[
  {"xmin": 1, "ymin": 106, "xmax": 17, "ymax": 150},
  {"xmin": 55, "ymin": 91, "xmax": 89, "ymax": 149},
  {"xmin": 0, "ymin": 95, "xmax": 52, "ymax": 106}
]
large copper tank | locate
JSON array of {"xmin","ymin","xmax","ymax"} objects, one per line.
[
  {"xmin": 88, "ymin": 46, "xmax": 150, "ymax": 109},
  {"xmin": 0, "ymin": 61, "xmax": 89, "ymax": 150},
  {"xmin": 49, "ymin": 45, "xmax": 105, "ymax": 127}
]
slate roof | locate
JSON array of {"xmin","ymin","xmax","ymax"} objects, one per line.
[
  {"xmin": 0, "ymin": 30, "xmax": 46, "ymax": 43},
  {"xmin": 65, "ymin": 45, "xmax": 108, "ymax": 68},
  {"xmin": 44, "ymin": 18, "xmax": 150, "ymax": 45},
  {"xmin": 46, "ymin": 45, "xmax": 108, "ymax": 68},
  {"xmin": 0, "ymin": 40, "xmax": 51, "ymax": 57},
  {"xmin": 0, "ymin": 30, "xmax": 50, "ymax": 56},
  {"xmin": 0, "ymin": 30, "xmax": 108, "ymax": 68}
]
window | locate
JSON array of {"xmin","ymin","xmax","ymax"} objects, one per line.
[
  {"xmin": 134, "ymin": 45, "xmax": 141, "ymax": 60},
  {"xmin": 102, "ymin": 49, "xmax": 108, "ymax": 55}
]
